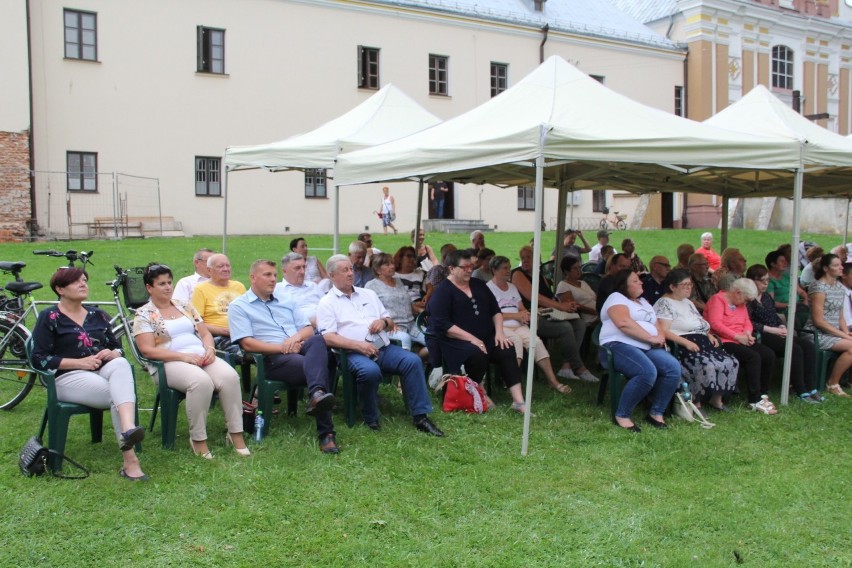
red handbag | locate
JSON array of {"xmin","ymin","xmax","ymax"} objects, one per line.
[{"xmin": 437, "ymin": 375, "xmax": 489, "ymax": 414}]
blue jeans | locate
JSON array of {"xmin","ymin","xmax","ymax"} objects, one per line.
[
  {"xmin": 345, "ymin": 344, "xmax": 432, "ymax": 424},
  {"xmin": 434, "ymin": 197, "xmax": 445, "ymax": 219},
  {"xmin": 600, "ymin": 342, "xmax": 681, "ymax": 419}
]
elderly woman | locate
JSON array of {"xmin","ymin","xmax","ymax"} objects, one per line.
[
  {"xmin": 133, "ymin": 263, "xmax": 249, "ymax": 458},
  {"xmin": 745, "ymin": 264, "xmax": 822, "ymax": 403},
  {"xmin": 486, "ymin": 256, "xmax": 571, "ymax": 394},
  {"xmin": 705, "ymin": 278, "xmax": 778, "ymax": 414},
  {"xmin": 555, "ymin": 256, "xmax": 598, "ymax": 325},
  {"xmin": 511, "ymin": 245, "xmax": 599, "ymax": 382},
  {"xmin": 599, "ymin": 269, "xmax": 681, "ymax": 431},
  {"xmin": 393, "ymin": 246, "xmax": 426, "ymax": 306},
  {"xmin": 366, "ymin": 253, "xmax": 427, "ymax": 358},
  {"xmin": 427, "ymin": 250, "xmax": 528, "ymax": 413},
  {"xmin": 31, "ymin": 268, "xmax": 147, "ymax": 480},
  {"xmin": 696, "ymin": 232, "xmax": 721, "ymax": 271},
  {"xmin": 802, "ymin": 254, "xmax": 852, "ymax": 397},
  {"xmin": 289, "ymin": 237, "xmax": 327, "ymax": 285},
  {"xmin": 654, "ymin": 269, "xmax": 738, "ymax": 411}
]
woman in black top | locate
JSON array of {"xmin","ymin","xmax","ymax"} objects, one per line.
[
  {"xmin": 427, "ymin": 250, "xmax": 527, "ymax": 413},
  {"xmin": 31, "ymin": 268, "xmax": 148, "ymax": 480}
]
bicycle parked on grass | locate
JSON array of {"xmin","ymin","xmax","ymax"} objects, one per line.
[
  {"xmin": 0, "ymin": 250, "xmax": 146, "ymax": 410},
  {"xmin": 600, "ymin": 206, "xmax": 628, "ymax": 230}
]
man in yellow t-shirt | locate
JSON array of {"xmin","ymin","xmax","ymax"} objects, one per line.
[{"xmin": 191, "ymin": 254, "xmax": 246, "ymax": 349}]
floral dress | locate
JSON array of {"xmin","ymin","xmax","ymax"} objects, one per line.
[
  {"xmin": 31, "ymin": 305, "xmax": 121, "ymax": 376},
  {"xmin": 803, "ymin": 279, "xmax": 847, "ymax": 349},
  {"xmin": 132, "ymin": 298, "xmax": 203, "ymax": 374}
]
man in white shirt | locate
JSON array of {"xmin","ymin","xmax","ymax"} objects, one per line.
[
  {"xmin": 275, "ymin": 252, "xmax": 326, "ymax": 326},
  {"xmin": 588, "ymin": 230, "xmax": 610, "ymax": 264},
  {"xmin": 172, "ymin": 248, "xmax": 214, "ymax": 303},
  {"xmin": 317, "ymin": 254, "xmax": 443, "ymax": 436}
]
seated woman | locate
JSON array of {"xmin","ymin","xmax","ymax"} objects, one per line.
[
  {"xmin": 31, "ymin": 268, "xmax": 147, "ymax": 481},
  {"xmin": 393, "ymin": 246, "xmax": 426, "ymax": 308},
  {"xmin": 486, "ymin": 255, "xmax": 571, "ymax": 394},
  {"xmin": 653, "ymin": 269, "xmax": 738, "ymax": 411},
  {"xmin": 705, "ymin": 278, "xmax": 779, "ymax": 414},
  {"xmin": 802, "ymin": 254, "xmax": 852, "ymax": 397},
  {"xmin": 132, "ymin": 263, "xmax": 249, "ymax": 458},
  {"xmin": 410, "ymin": 228, "xmax": 439, "ymax": 270},
  {"xmin": 745, "ymin": 264, "xmax": 823, "ymax": 403},
  {"xmin": 426, "ymin": 250, "xmax": 528, "ymax": 413},
  {"xmin": 366, "ymin": 253, "xmax": 427, "ymax": 359},
  {"xmin": 512, "ymin": 245, "xmax": 599, "ymax": 382},
  {"xmin": 554, "ymin": 256, "xmax": 598, "ymax": 326},
  {"xmin": 599, "ymin": 269, "xmax": 681, "ymax": 431},
  {"xmin": 290, "ymin": 237, "xmax": 327, "ymax": 285}
]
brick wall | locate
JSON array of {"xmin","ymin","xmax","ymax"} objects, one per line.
[{"xmin": 0, "ymin": 130, "xmax": 32, "ymax": 241}]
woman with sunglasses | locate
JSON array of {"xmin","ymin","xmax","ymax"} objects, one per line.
[
  {"xmin": 132, "ymin": 263, "xmax": 249, "ymax": 458},
  {"xmin": 31, "ymin": 267, "xmax": 148, "ymax": 480},
  {"xmin": 427, "ymin": 249, "xmax": 527, "ymax": 413},
  {"xmin": 393, "ymin": 246, "xmax": 426, "ymax": 307}
]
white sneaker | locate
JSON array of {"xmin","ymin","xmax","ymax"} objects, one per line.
[
  {"xmin": 578, "ymin": 370, "xmax": 600, "ymax": 383},
  {"xmin": 557, "ymin": 367, "xmax": 578, "ymax": 380}
]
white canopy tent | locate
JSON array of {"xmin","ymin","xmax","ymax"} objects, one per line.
[
  {"xmin": 703, "ymin": 84, "xmax": 852, "ymax": 404},
  {"xmin": 221, "ymin": 84, "xmax": 441, "ymax": 252},
  {"xmin": 335, "ymin": 56, "xmax": 802, "ymax": 454}
]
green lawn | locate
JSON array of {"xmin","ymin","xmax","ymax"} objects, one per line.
[{"xmin": 0, "ymin": 231, "xmax": 849, "ymax": 567}]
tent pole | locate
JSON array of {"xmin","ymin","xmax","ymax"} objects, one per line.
[
  {"xmin": 844, "ymin": 195, "xmax": 850, "ymax": 246},
  {"xmin": 781, "ymin": 166, "xmax": 804, "ymax": 406},
  {"xmin": 522, "ymin": 153, "xmax": 545, "ymax": 457},
  {"xmin": 414, "ymin": 179, "xmax": 424, "ymax": 248},
  {"xmin": 333, "ymin": 184, "xmax": 340, "ymax": 255},
  {"xmin": 720, "ymin": 194, "xmax": 729, "ymax": 251},
  {"xmin": 222, "ymin": 166, "xmax": 229, "ymax": 254},
  {"xmin": 553, "ymin": 186, "xmax": 567, "ymax": 283}
]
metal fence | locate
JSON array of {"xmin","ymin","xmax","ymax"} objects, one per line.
[{"xmin": 33, "ymin": 170, "xmax": 162, "ymax": 240}]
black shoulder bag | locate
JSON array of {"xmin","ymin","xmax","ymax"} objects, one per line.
[{"xmin": 19, "ymin": 436, "xmax": 89, "ymax": 479}]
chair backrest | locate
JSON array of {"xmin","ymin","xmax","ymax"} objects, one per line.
[
  {"xmin": 581, "ymin": 272, "xmax": 602, "ymax": 294},
  {"xmin": 580, "ymin": 261, "xmax": 598, "ymax": 274},
  {"xmin": 25, "ymin": 336, "xmax": 58, "ymax": 404},
  {"xmin": 540, "ymin": 260, "xmax": 555, "ymax": 284},
  {"xmin": 121, "ymin": 267, "xmax": 149, "ymax": 309},
  {"xmin": 590, "ymin": 323, "xmax": 602, "ymax": 347}
]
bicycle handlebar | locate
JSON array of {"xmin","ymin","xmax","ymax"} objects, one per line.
[{"xmin": 33, "ymin": 249, "xmax": 94, "ymax": 267}]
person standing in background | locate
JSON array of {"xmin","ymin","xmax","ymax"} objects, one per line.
[{"xmin": 380, "ymin": 186, "xmax": 397, "ymax": 235}]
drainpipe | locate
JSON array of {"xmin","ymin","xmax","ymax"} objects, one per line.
[
  {"xmin": 539, "ymin": 24, "xmax": 549, "ymax": 63},
  {"xmin": 25, "ymin": 0, "xmax": 38, "ymax": 238}
]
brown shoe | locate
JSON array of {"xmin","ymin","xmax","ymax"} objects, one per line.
[
  {"xmin": 306, "ymin": 390, "xmax": 336, "ymax": 416},
  {"xmin": 319, "ymin": 433, "xmax": 340, "ymax": 454}
]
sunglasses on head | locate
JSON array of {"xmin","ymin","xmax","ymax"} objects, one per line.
[{"xmin": 146, "ymin": 264, "xmax": 170, "ymax": 275}]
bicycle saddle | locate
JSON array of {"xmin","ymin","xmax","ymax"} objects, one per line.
[
  {"xmin": 5, "ymin": 281, "xmax": 43, "ymax": 294},
  {"xmin": 0, "ymin": 261, "xmax": 26, "ymax": 272}
]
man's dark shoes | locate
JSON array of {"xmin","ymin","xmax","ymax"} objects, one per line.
[
  {"xmin": 366, "ymin": 421, "xmax": 381, "ymax": 431},
  {"xmin": 306, "ymin": 390, "xmax": 335, "ymax": 417},
  {"xmin": 120, "ymin": 426, "xmax": 145, "ymax": 451},
  {"xmin": 414, "ymin": 417, "xmax": 444, "ymax": 437},
  {"xmin": 319, "ymin": 433, "xmax": 340, "ymax": 454}
]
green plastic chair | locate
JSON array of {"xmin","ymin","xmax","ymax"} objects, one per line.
[
  {"xmin": 798, "ymin": 328, "xmax": 837, "ymax": 391},
  {"xmin": 332, "ymin": 339, "xmax": 404, "ymax": 428},
  {"xmin": 249, "ymin": 352, "xmax": 303, "ymax": 437},
  {"xmin": 590, "ymin": 324, "xmax": 626, "ymax": 418},
  {"xmin": 25, "ymin": 337, "xmax": 140, "ymax": 472}
]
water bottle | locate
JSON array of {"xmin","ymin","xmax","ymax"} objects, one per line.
[{"xmin": 254, "ymin": 410, "xmax": 265, "ymax": 442}]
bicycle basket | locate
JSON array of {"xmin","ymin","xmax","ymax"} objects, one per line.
[{"xmin": 122, "ymin": 267, "xmax": 150, "ymax": 309}]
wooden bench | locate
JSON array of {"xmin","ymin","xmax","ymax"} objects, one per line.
[{"xmin": 86, "ymin": 216, "xmax": 184, "ymax": 239}]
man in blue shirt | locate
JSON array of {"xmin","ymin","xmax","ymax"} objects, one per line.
[{"xmin": 229, "ymin": 259, "xmax": 339, "ymax": 453}]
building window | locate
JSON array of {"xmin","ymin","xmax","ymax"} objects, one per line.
[
  {"xmin": 491, "ymin": 62, "xmax": 508, "ymax": 97},
  {"xmin": 197, "ymin": 26, "xmax": 225, "ymax": 74},
  {"xmin": 592, "ymin": 190, "xmax": 607, "ymax": 213},
  {"xmin": 358, "ymin": 46, "xmax": 380, "ymax": 89},
  {"xmin": 305, "ymin": 169, "xmax": 327, "ymax": 198},
  {"xmin": 517, "ymin": 186, "xmax": 535, "ymax": 211},
  {"xmin": 590, "ymin": 74, "xmax": 605, "ymax": 84},
  {"xmin": 195, "ymin": 156, "xmax": 221, "ymax": 196},
  {"xmin": 64, "ymin": 9, "xmax": 97, "ymax": 61},
  {"xmin": 67, "ymin": 152, "xmax": 98, "ymax": 191},
  {"xmin": 674, "ymin": 86, "xmax": 684, "ymax": 117},
  {"xmin": 772, "ymin": 45, "xmax": 794, "ymax": 91},
  {"xmin": 429, "ymin": 55, "xmax": 449, "ymax": 96}
]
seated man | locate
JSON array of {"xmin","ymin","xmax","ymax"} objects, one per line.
[
  {"xmin": 621, "ymin": 238, "xmax": 647, "ymax": 274},
  {"xmin": 641, "ymin": 256, "xmax": 671, "ymax": 305},
  {"xmin": 688, "ymin": 253, "xmax": 716, "ymax": 313},
  {"xmin": 470, "ymin": 230, "xmax": 486, "ymax": 253},
  {"xmin": 275, "ymin": 252, "xmax": 326, "ymax": 326},
  {"xmin": 674, "ymin": 243, "xmax": 694, "ymax": 271},
  {"xmin": 228, "ymin": 260, "xmax": 338, "ymax": 453},
  {"xmin": 317, "ymin": 254, "xmax": 444, "ymax": 437},
  {"xmin": 173, "ymin": 248, "xmax": 214, "ymax": 303},
  {"xmin": 191, "ymin": 253, "xmax": 246, "ymax": 355},
  {"xmin": 358, "ymin": 232, "xmax": 381, "ymax": 266},
  {"xmin": 588, "ymin": 230, "xmax": 610, "ymax": 264},
  {"xmin": 349, "ymin": 241, "xmax": 375, "ymax": 287}
]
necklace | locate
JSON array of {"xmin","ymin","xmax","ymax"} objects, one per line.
[{"xmin": 157, "ymin": 304, "xmax": 181, "ymax": 319}]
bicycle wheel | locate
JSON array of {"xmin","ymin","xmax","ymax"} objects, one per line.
[
  {"xmin": 0, "ymin": 322, "xmax": 36, "ymax": 410},
  {"xmin": 616, "ymin": 220, "xmax": 627, "ymax": 230},
  {"xmin": 599, "ymin": 219, "xmax": 608, "ymax": 230}
]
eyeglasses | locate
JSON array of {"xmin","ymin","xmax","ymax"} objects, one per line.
[
  {"xmin": 146, "ymin": 264, "xmax": 170, "ymax": 275},
  {"xmin": 655, "ymin": 262, "xmax": 671, "ymax": 268},
  {"xmin": 455, "ymin": 264, "xmax": 474, "ymax": 272},
  {"xmin": 402, "ymin": 253, "xmax": 415, "ymax": 259},
  {"xmin": 676, "ymin": 281, "xmax": 693, "ymax": 288}
]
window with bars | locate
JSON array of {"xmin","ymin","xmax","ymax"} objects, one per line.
[
  {"xmin": 358, "ymin": 46, "xmax": 380, "ymax": 89},
  {"xmin": 491, "ymin": 62, "xmax": 508, "ymax": 97},
  {"xmin": 195, "ymin": 156, "xmax": 221, "ymax": 196},
  {"xmin": 772, "ymin": 45, "xmax": 794, "ymax": 91},
  {"xmin": 305, "ymin": 169, "xmax": 328, "ymax": 198},
  {"xmin": 674, "ymin": 86, "xmax": 684, "ymax": 117},
  {"xmin": 592, "ymin": 190, "xmax": 607, "ymax": 213},
  {"xmin": 64, "ymin": 9, "xmax": 97, "ymax": 61},
  {"xmin": 197, "ymin": 26, "xmax": 225, "ymax": 74},
  {"xmin": 429, "ymin": 54, "xmax": 449, "ymax": 96},
  {"xmin": 517, "ymin": 186, "xmax": 535, "ymax": 211},
  {"xmin": 67, "ymin": 152, "xmax": 98, "ymax": 191}
]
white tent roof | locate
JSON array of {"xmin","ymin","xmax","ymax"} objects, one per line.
[
  {"xmin": 334, "ymin": 56, "xmax": 800, "ymax": 188},
  {"xmin": 224, "ymin": 84, "xmax": 441, "ymax": 172}
]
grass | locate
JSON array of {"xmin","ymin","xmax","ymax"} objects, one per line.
[{"xmin": 0, "ymin": 230, "xmax": 849, "ymax": 567}]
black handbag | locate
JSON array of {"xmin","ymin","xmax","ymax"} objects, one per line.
[{"xmin": 19, "ymin": 436, "xmax": 89, "ymax": 479}]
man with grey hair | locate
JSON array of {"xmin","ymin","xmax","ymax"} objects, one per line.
[
  {"xmin": 173, "ymin": 248, "xmax": 215, "ymax": 303},
  {"xmin": 191, "ymin": 253, "xmax": 246, "ymax": 352},
  {"xmin": 275, "ymin": 252, "xmax": 326, "ymax": 326},
  {"xmin": 349, "ymin": 241, "xmax": 375, "ymax": 287},
  {"xmin": 470, "ymin": 230, "xmax": 486, "ymax": 252},
  {"xmin": 317, "ymin": 254, "xmax": 444, "ymax": 436}
]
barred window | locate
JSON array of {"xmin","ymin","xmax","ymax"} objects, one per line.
[{"xmin": 195, "ymin": 156, "xmax": 221, "ymax": 196}]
